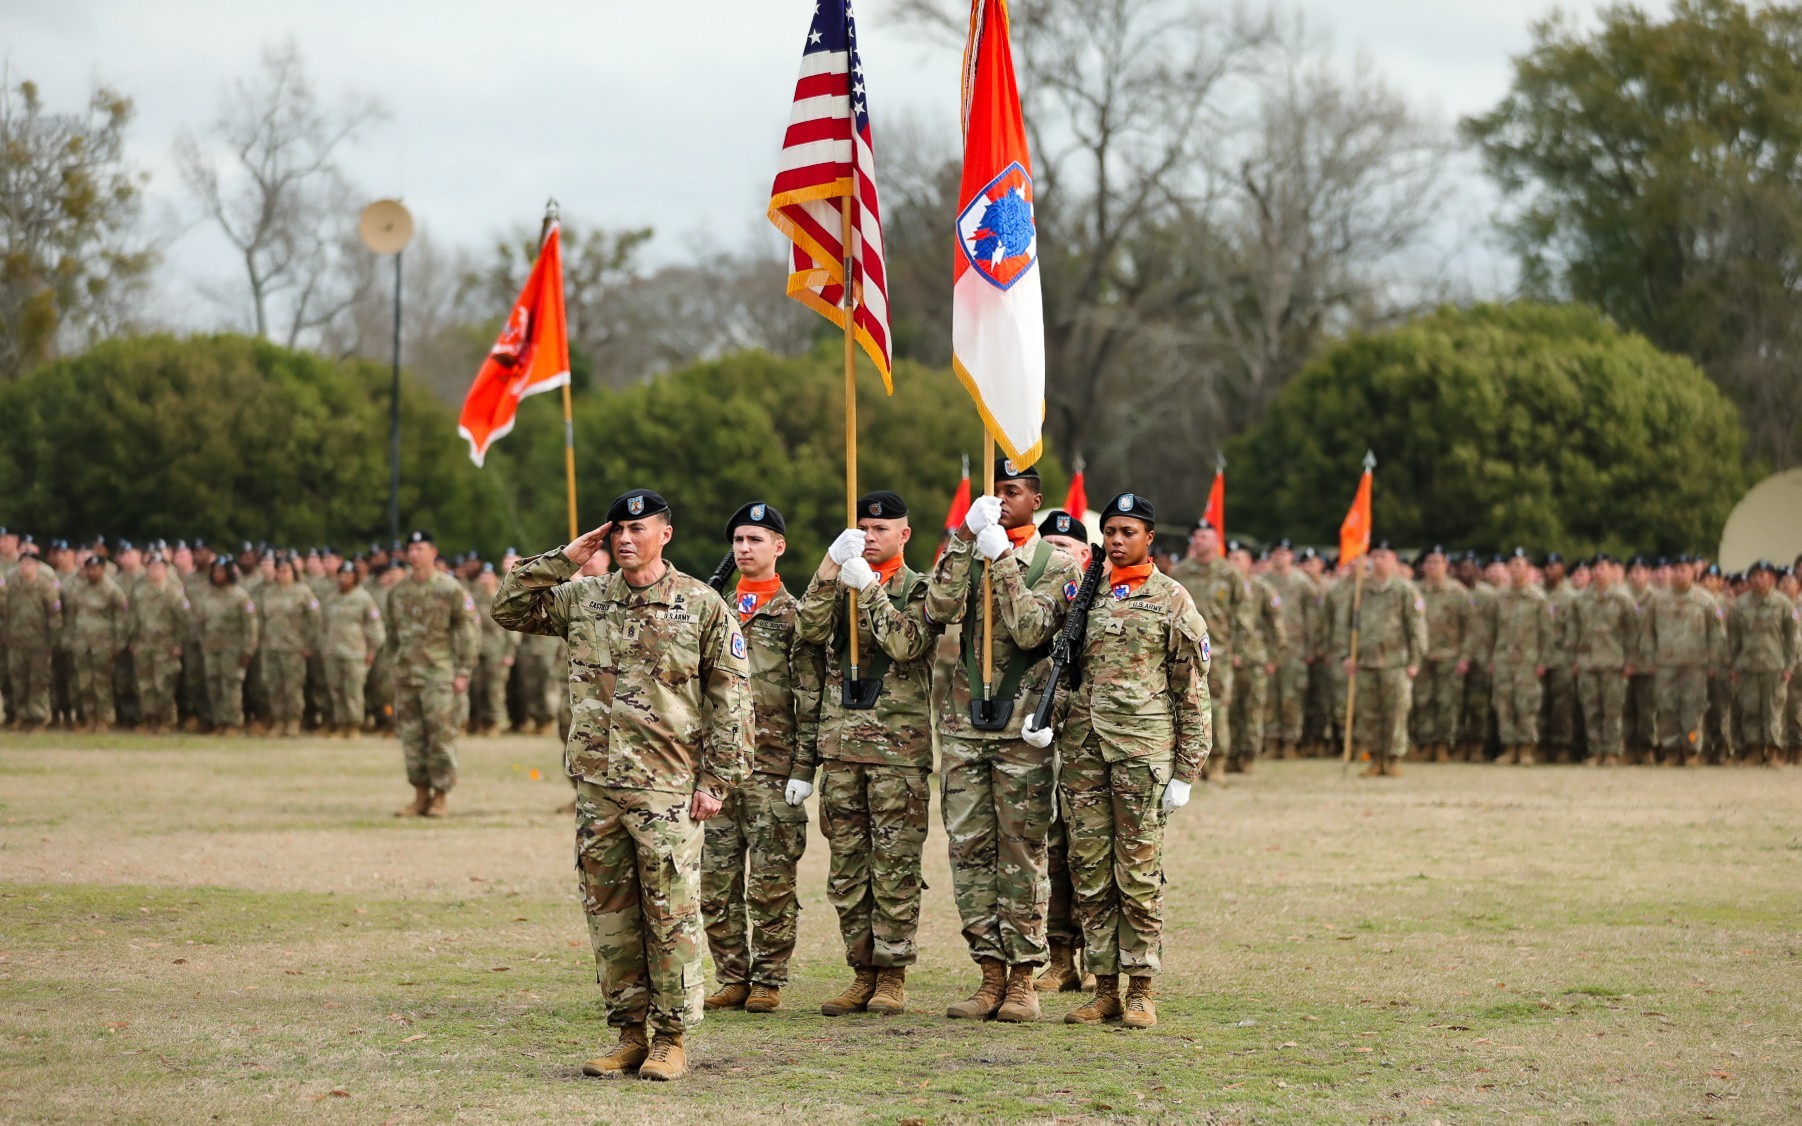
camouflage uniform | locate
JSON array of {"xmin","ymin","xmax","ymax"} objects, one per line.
[
  {"xmin": 195, "ymin": 581, "xmax": 259, "ymax": 728},
  {"xmin": 1624, "ymin": 583, "xmax": 1658, "ymax": 756},
  {"xmin": 1229, "ymin": 576, "xmax": 1285, "ymax": 766},
  {"xmin": 51, "ymin": 563, "xmax": 77, "ymax": 727},
  {"xmin": 305, "ymin": 573, "xmax": 336, "ymax": 727},
  {"xmin": 321, "ymin": 583, "xmax": 385, "ymax": 729},
  {"xmin": 1643, "ymin": 585, "xmax": 1725, "ymax": 764},
  {"xmin": 1262, "ymin": 568, "xmax": 1318, "ymax": 750},
  {"xmin": 180, "ymin": 568, "xmax": 210, "ymax": 725},
  {"xmin": 1061, "ymin": 568, "xmax": 1210, "ymax": 978},
  {"xmin": 1540, "ymin": 582, "xmax": 1580, "ymax": 760},
  {"xmin": 385, "ymin": 571, "xmax": 479, "ymax": 793},
  {"xmin": 470, "ymin": 585, "xmax": 521, "ymax": 732},
  {"xmin": 364, "ymin": 577, "xmax": 397, "ymax": 730},
  {"xmin": 1169, "ymin": 556, "xmax": 1251, "ymax": 772},
  {"xmin": 1459, "ymin": 583, "xmax": 1499, "ymax": 758},
  {"xmin": 128, "ymin": 576, "xmax": 189, "ymax": 728},
  {"xmin": 1334, "ymin": 575, "xmax": 1426, "ymax": 762},
  {"xmin": 259, "ymin": 581, "xmax": 322, "ymax": 731},
  {"xmin": 1481, "ymin": 585, "xmax": 1554, "ymax": 750},
  {"xmin": 794, "ymin": 562, "xmax": 940, "ymax": 970},
  {"xmin": 66, "ymin": 574, "xmax": 130, "ymax": 726},
  {"xmin": 492, "ymin": 551, "xmax": 753, "ymax": 1037},
  {"xmin": 515, "ymin": 631, "xmax": 562, "ymax": 731},
  {"xmin": 1414, "ymin": 576, "xmax": 1471, "ymax": 752},
  {"xmin": 700, "ymin": 582, "xmax": 823, "ymax": 989},
  {"xmin": 926, "ymin": 534, "xmax": 1077, "ymax": 968},
  {"xmin": 1566, "ymin": 582, "xmax": 1639, "ymax": 762},
  {"xmin": 1303, "ymin": 577, "xmax": 1343, "ymax": 752},
  {"xmin": 1726, "ymin": 588, "xmax": 1800, "ymax": 756},
  {"xmin": 4, "ymin": 568, "xmax": 61, "ymax": 726}
]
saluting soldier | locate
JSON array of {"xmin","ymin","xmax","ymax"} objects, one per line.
[
  {"xmin": 1261, "ymin": 540, "xmax": 1318, "ymax": 760},
  {"xmin": 1054, "ymin": 492, "xmax": 1209, "ymax": 1031},
  {"xmin": 321, "ymin": 561, "xmax": 385, "ymax": 737},
  {"xmin": 1413, "ymin": 547, "xmax": 1470, "ymax": 762},
  {"xmin": 67, "ymin": 554, "xmax": 130, "ymax": 732},
  {"xmin": 1566, "ymin": 553, "xmax": 1639, "ymax": 766},
  {"xmin": 3, "ymin": 551, "xmax": 60, "ymax": 729},
  {"xmin": 700, "ymin": 502, "xmax": 823, "ymax": 1017},
  {"xmin": 1643, "ymin": 560, "xmax": 1724, "ymax": 767},
  {"xmin": 1334, "ymin": 541, "xmax": 1426, "ymax": 777},
  {"xmin": 493, "ymin": 489, "xmax": 753, "ymax": 1083},
  {"xmin": 925, "ymin": 459, "xmax": 1078, "ymax": 1025},
  {"xmin": 385, "ymin": 531, "xmax": 480, "ymax": 818},
  {"xmin": 1169, "ymin": 520, "xmax": 1250, "ymax": 777},
  {"xmin": 1727, "ymin": 561, "xmax": 1800, "ymax": 767},
  {"xmin": 128, "ymin": 552, "xmax": 189, "ymax": 733},
  {"xmin": 794, "ymin": 491, "xmax": 941, "ymax": 1019}
]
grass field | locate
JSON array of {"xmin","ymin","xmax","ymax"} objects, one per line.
[{"xmin": 1, "ymin": 731, "xmax": 1798, "ymax": 1124}]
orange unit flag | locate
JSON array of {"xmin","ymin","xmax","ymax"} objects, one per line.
[
  {"xmin": 1203, "ymin": 467, "xmax": 1225, "ymax": 542},
  {"xmin": 944, "ymin": 457, "xmax": 973, "ymax": 532},
  {"xmin": 1340, "ymin": 460, "xmax": 1373, "ymax": 563},
  {"xmin": 1063, "ymin": 466, "xmax": 1087, "ymax": 521},
  {"xmin": 458, "ymin": 224, "xmax": 570, "ymax": 467}
]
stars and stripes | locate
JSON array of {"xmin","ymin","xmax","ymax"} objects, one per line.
[{"xmin": 768, "ymin": 0, "xmax": 893, "ymax": 389}]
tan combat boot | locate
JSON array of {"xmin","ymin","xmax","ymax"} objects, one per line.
[
  {"xmin": 424, "ymin": 789, "xmax": 449, "ymax": 818},
  {"xmin": 638, "ymin": 1030, "xmax": 687, "ymax": 1081},
  {"xmin": 1063, "ymin": 974, "xmax": 1122, "ymax": 1025},
  {"xmin": 994, "ymin": 963, "xmax": 1041, "ymax": 1023},
  {"xmin": 820, "ymin": 967, "xmax": 878, "ymax": 1016},
  {"xmin": 744, "ymin": 983, "xmax": 782, "ymax": 1013},
  {"xmin": 704, "ymin": 983, "xmax": 750, "ymax": 1011},
  {"xmin": 1518, "ymin": 744, "xmax": 1539, "ymax": 766},
  {"xmin": 582, "ymin": 1022, "xmax": 649, "ymax": 1076},
  {"xmin": 394, "ymin": 785, "xmax": 430, "ymax": 818},
  {"xmin": 1121, "ymin": 976, "xmax": 1157, "ymax": 1029},
  {"xmin": 1359, "ymin": 751, "xmax": 1383, "ymax": 778},
  {"xmin": 947, "ymin": 957, "xmax": 1007, "ymax": 1020},
  {"xmin": 1035, "ymin": 941, "xmax": 1083, "ymax": 993},
  {"xmin": 867, "ymin": 967, "xmax": 907, "ymax": 1014},
  {"xmin": 1381, "ymin": 754, "xmax": 1404, "ymax": 777}
]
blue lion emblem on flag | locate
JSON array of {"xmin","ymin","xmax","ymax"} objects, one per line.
[{"xmin": 957, "ymin": 162, "xmax": 1037, "ymax": 291}]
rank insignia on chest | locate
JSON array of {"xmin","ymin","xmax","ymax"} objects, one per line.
[
  {"xmin": 738, "ymin": 592, "xmax": 757, "ymax": 614},
  {"xmin": 731, "ymin": 634, "xmax": 747, "ymax": 660},
  {"xmin": 1112, "ymin": 584, "xmax": 1131, "ymax": 600}
]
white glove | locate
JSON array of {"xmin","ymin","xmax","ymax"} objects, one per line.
[
  {"xmin": 1162, "ymin": 779, "xmax": 1191, "ymax": 813},
  {"xmin": 1020, "ymin": 716, "xmax": 1054, "ymax": 748},
  {"xmin": 963, "ymin": 495, "xmax": 1002, "ymax": 536},
  {"xmin": 784, "ymin": 779, "xmax": 813, "ymax": 806},
  {"xmin": 976, "ymin": 524, "xmax": 1010, "ymax": 561},
  {"xmin": 828, "ymin": 529, "xmax": 867, "ymax": 566},
  {"xmin": 839, "ymin": 557, "xmax": 879, "ymax": 592}
]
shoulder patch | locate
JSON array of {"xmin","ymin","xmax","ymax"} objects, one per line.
[
  {"xmin": 307, "ymin": 599, "xmax": 319, "ymax": 610},
  {"xmin": 370, "ymin": 608, "xmax": 381, "ymax": 620},
  {"xmin": 463, "ymin": 596, "xmax": 476, "ymax": 612},
  {"xmin": 1270, "ymin": 593, "xmax": 1282, "ymax": 608},
  {"xmin": 243, "ymin": 601, "xmax": 255, "ymax": 613},
  {"xmin": 1063, "ymin": 579, "xmax": 1078, "ymax": 601},
  {"xmin": 730, "ymin": 633, "xmax": 747, "ymax": 660},
  {"xmin": 1415, "ymin": 597, "xmax": 1425, "ymax": 612}
]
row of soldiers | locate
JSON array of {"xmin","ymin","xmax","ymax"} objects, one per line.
[{"xmin": 1169, "ymin": 534, "xmax": 1801, "ymax": 773}]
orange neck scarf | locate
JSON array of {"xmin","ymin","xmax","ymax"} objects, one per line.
[
  {"xmin": 1005, "ymin": 524, "xmax": 1035, "ymax": 549},
  {"xmin": 734, "ymin": 575, "xmax": 781, "ymax": 620},
  {"xmin": 1108, "ymin": 561, "xmax": 1156, "ymax": 599},
  {"xmin": 871, "ymin": 554, "xmax": 905, "ymax": 587}
]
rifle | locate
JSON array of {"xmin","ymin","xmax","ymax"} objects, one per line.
[
  {"xmin": 1027, "ymin": 551, "xmax": 1108, "ymax": 732},
  {"xmin": 706, "ymin": 550, "xmax": 737, "ymax": 596}
]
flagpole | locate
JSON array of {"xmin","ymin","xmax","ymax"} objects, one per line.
[
  {"xmin": 1340, "ymin": 558, "xmax": 1366, "ymax": 775},
  {"xmin": 840, "ymin": 198, "xmax": 861, "ymax": 682},
  {"xmin": 542, "ymin": 198, "xmax": 578, "ymax": 541},
  {"xmin": 981, "ymin": 432, "xmax": 996, "ymax": 707}
]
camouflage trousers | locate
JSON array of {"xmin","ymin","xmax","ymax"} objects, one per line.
[
  {"xmin": 1303, "ymin": 659, "xmax": 1339, "ymax": 750},
  {"xmin": 471, "ymin": 655, "xmax": 511, "ymax": 731},
  {"xmin": 1655, "ymin": 667, "xmax": 1709, "ymax": 759},
  {"xmin": 324, "ymin": 657, "xmax": 369, "ymax": 728},
  {"xmin": 1708, "ymin": 674, "xmax": 1734, "ymax": 758},
  {"xmin": 700, "ymin": 771, "xmax": 807, "ymax": 987},
  {"xmin": 204, "ymin": 653, "xmax": 248, "ymax": 728},
  {"xmin": 1625, "ymin": 673, "xmax": 1657, "ymax": 750},
  {"xmin": 394, "ymin": 677, "xmax": 459, "ymax": 791},
  {"xmin": 1787, "ymin": 675, "xmax": 1802, "ymax": 750},
  {"xmin": 1060, "ymin": 736, "xmax": 1169, "ymax": 978},
  {"xmin": 1734, "ymin": 672, "xmax": 1788, "ymax": 751},
  {"xmin": 52, "ymin": 650, "xmax": 75, "ymax": 725},
  {"xmin": 264, "ymin": 649, "xmax": 308, "ymax": 727},
  {"xmin": 1460, "ymin": 666, "xmax": 1494, "ymax": 752},
  {"xmin": 1230, "ymin": 664, "xmax": 1269, "ymax": 760},
  {"xmin": 818, "ymin": 761, "xmax": 929, "ymax": 969},
  {"xmin": 574, "ymin": 780, "xmax": 706, "ymax": 1035},
  {"xmin": 304, "ymin": 653, "xmax": 327, "ymax": 726},
  {"xmin": 1352, "ymin": 667, "xmax": 1412, "ymax": 759},
  {"xmin": 1541, "ymin": 667, "xmax": 1578, "ymax": 752},
  {"xmin": 180, "ymin": 643, "xmax": 206, "ymax": 722},
  {"xmin": 941, "ymin": 734, "xmax": 1054, "ymax": 967},
  {"xmin": 7, "ymin": 648, "xmax": 51, "ymax": 726},
  {"xmin": 1204, "ymin": 656, "xmax": 1233, "ymax": 771},
  {"xmin": 365, "ymin": 648, "xmax": 395, "ymax": 730},
  {"xmin": 134, "ymin": 646, "xmax": 181, "ymax": 728},
  {"xmin": 112, "ymin": 650, "xmax": 137, "ymax": 727},
  {"xmin": 244, "ymin": 651, "xmax": 269, "ymax": 724},
  {"xmin": 1577, "ymin": 670, "xmax": 1627, "ymax": 759},
  {"xmin": 72, "ymin": 647, "xmax": 117, "ymax": 725},
  {"xmin": 515, "ymin": 653, "xmax": 557, "ymax": 727},
  {"xmin": 1267, "ymin": 657, "xmax": 1309, "ymax": 746},
  {"xmin": 1045, "ymin": 802, "xmax": 1079, "ymax": 945},
  {"xmin": 1491, "ymin": 665, "xmax": 1542, "ymax": 746},
  {"xmin": 1412, "ymin": 658, "xmax": 1462, "ymax": 746}
]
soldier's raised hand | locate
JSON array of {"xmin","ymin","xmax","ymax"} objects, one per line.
[{"xmin": 564, "ymin": 523, "xmax": 614, "ymax": 567}]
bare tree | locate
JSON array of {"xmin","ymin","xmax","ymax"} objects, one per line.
[{"xmin": 174, "ymin": 39, "xmax": 386, "ymax": 347}]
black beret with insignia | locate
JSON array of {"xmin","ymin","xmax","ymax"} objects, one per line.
[
  {"xmin": 1705, "ymin": 562, "xmax": 1722, "ymax": 578},
  {"xmin": 338, "ymin": 561, "xmax": 357, "ymax": 574},
  {"xmin": 1542, "ymin": 551, "xmax": 1564, "ymax": 566},
  {"xmin": 1298, "ymin": 546, "xmax": 1319, "ymax": 562},
  {"xmin": 1371, "ymin": 538, "xmax": 1395, "ymax": 553},
  {"xmin": 407, "ymin": 529, "xmax": 435, "ymax": 545},
  {"xmin": 993, "ymin": 456, "xmax": 1040, "ymax": 483},
  {"xmin": 1037, "ymin": 509, "xmax": 1088, "ymax": 542},
  {"xmin": 1274, "ymin": 537, "xmax": 1294, "ymax": 551},
  {"xmin": 856, "ymin": 491, "xmax": 908, "ymax": 519},
  {"xmin": 1749, "ymin": 559, "xmax": 1777, "ymax": 574},
  {"xmin": 607, "ymin": 489, "xmax": 670, "ymax": 524},
  {"xmin": 1627, "ymin": 554, "xmax": 1650, "ymax": 569},
  {"xmin": 84, "ymin": 554, "xmax": 105, "ymax": 567},
  {"xmin": 1101, "ymin": 491, "xmax": 1155, "ymax": 527},
  {"xmin": 726, "ymin": 501, "xmax": 786, "ymax": 540}
]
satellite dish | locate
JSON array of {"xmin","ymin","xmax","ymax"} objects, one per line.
[
  {"xmin": 358, "ymin": 199, "xmax": 415, "ymax": 255},
  {"xmin": 1719, "ymin": 468, "xmax": 1802, "ymax": 571}
]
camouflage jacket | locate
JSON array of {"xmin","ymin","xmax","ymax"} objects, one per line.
[
  {"xmin": 1169, "ymin": 556, "xmax": 1253, "ymax": 656},
  {"xmin": 1566, "ymin": 583, "xmax": 1640, "ymax": 671},
  {"xmin": 195, "ymin": 582, "xmax": 260, "ymax": 656},
  {"xmin": 259, "ymin": 581, "xmax": 322, "ymax": 655},
  {"xmin": 1625, "ymin": 582, "xmax": 1656, "ymax": 666},
  {"xmin": 517, "ymin": 628, "xmax": 562, "ymax": 663},
  {"xmin": 794, "ymin": 561, "xmax": 940, "ymax": 773},
  {"xmin": 733, "ymin": 583, "xmax": 826, "ymax": 778},
  {"xmin": 1461, "ymin": 584, "xmax": 1499, "ymax": 665},
  {"xmin": 65, "ymin": 575, "xmax": 130, "ymax": 653},
  {"xmin": 1726, "ymin": 590, "xmax": 1801, "ymax": 673},
  {"xmin": 128, "ymin": 577, "xmax": 190, "ymax": 653},
  {"xmin": 1643, "ymin": 585, "xmax": 1724, "ymax": 669},
  {"xmin": 1418, "ymin": 577, "xmax": 1471, "ymax": 662},
  {"xmin": 1332, "ymin": 575, "xmax": 1426, "ymax": 670},
  {"xmin": 1543, "ymin": 583, "xmax": 1578, "ymax": 665},
  {"xmin": 385, "ymin": 570, "xmax": 480, "ymax": 683},
  {"xmin": 925, "ymin": 533, "xmax": 1078, "ymax": 742},
  {"xmin": 473, "ymin": 587, "xmax": 522, "ymax": 663},
  {"xmin": 1064, "ymin": 569, "xmax": 1212, "ymax": 783},
  {"xmin": 1237, "ymin": 576, "xmax": 1288, "ymax": 663},
  {"xmin": 1263, "ymin": 569, "xmax": 1319, "ymax": 662},
  {"xmin": 1482, "ymin": 584, "xmax": 1554, "ymax": 668},
  {"xmin": 182, "ymin": 571, "xmax": 210, "ymax": 643},
  {"xmin": 492, "ymin": 551, "xmax": 753, "ymax": 795},
  {"xmin": 321, "ymin": 585, "xmax": 386, "ymax": 661},
  {"xmin": 4, "ymin": 570, "xmax": 62, "ymax": 651}
]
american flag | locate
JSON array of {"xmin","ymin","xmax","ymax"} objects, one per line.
[{"xmin": 767, "ymin": 0, "xmax": 893, "ymax": 389}]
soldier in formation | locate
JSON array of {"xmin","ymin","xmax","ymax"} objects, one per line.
[{"xmin": 386, "ymin": 531, "xmax": 479, "ymax": 818}]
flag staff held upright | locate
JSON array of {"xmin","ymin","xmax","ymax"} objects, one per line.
[
  {"xmin": 839, "ymin": 199, "xmax": 862, "ymax": 687},
  {"xmin": 542, "ymin": 198, "xmax": 579, "ymax": 541},
  {"xmin": 1340, "ymin": 450, "xmax": 1377, "ymax": 774}
]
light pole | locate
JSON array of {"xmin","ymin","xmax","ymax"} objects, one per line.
[{"xmin": 357, "ymin": 199, "xmax": 415, "ymax": 548}]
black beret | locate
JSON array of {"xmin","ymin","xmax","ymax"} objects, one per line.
[
  {"xmin": 116, "ymin": 539, "xmax": 134, "ymax": 551},
  {"xmin": 1705, "ymin": 563, "xmax": 1722, "ymax": 577},
  {"xmin": 1628, "ymin": 554, "xmax": 1650, "ymax": 568},
  {"xmin": 1038, "ymin": 509, "xmax": 1088, "ymax": 542},
  {"xmin": 726, "ymin": 501, "xmax": 786, "ymax": 540},
  {"xmin": 239, "ymin": 540, "xmax": 254, "ymax": 553},
  {"xmin": 146, "ymin": 552, "xmax": 167, "ymax": 566},
  {"xmin": 1487, "ymin": 554, "xmax": 1506, "ymax": 566},
  {"xmin": 1190, "ymin": 517, "xmax": 1216, "ymax": 534},
  {"xmin": 856, "ymin": 491, "xmax": 907, "ymax": 519},
  {"xmin": 338, "ymin": 560, "xmax": 357, "ymax": 574},
  {"xmin": 406, "ymin": 529, "xmax": 435, "ymax": 545},
  {"xmin": 21, "ymin": 534, "xmax": 35, "ymax": 545},
  {"xmin": 1750, "ymin": 559, "xmax": 1777, "ymax": 574},
  {"xmin": 1542, "ymin": 551, "xmax": 1564, "ymax": 566},
  {"xmin": 192, "ymin": 538, "xmax": 207, "ymax": 549},
  {"xmin": 1226, "ymin": 538, "xmax": 1244, "ymax": 554},
  {"xmin": 993, "ymin": 456, "xmax": 1040, "ymax": 483},
  {"xmin": 1592, "ymin": 551, "xmax": 1614, "ymax": 565},
  {"xmin": 503, "ymin": 546, "xmax": 520, "ymax": 557},
  {"xmin": 1274, "ymin": 538, "xmax": 1294, "ymax": 550},
  {"xmin": 1508, "ymin": 546, "xmax": 1531, "ymax": 560},
  {"xmin": 1654, "ymin": 555, "xmax": 1671, "ymax": 568},
  {"xmin": 1422, "ymin": 544, "xmax": 1448, "ymax": 559},
  {"xmin": 481, "ymin": 561, "xmax": 495, "ymax": 574},
  {"xmin": 1371, "ymin": 538, "xmax": 1395, "ymax": 553},
  {"xmin": 607, "ymin": 489, "xmax": 671, "ymax": 524},
  {"xmin": 83, "ymin": 554, "xmax": 105, "ymax": 567},
  {"xmin": 1101, "ymin": 491, "xmax": 1155, "ymax": 526},
  {"xmin": 1298, "ymin": 546, "xmax": 1319, "ymax": 562}
]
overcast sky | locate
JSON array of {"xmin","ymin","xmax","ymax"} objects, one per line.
[{"xmin": 11, "ymin": 0, "xmax": 1662, "ymax": 324}]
